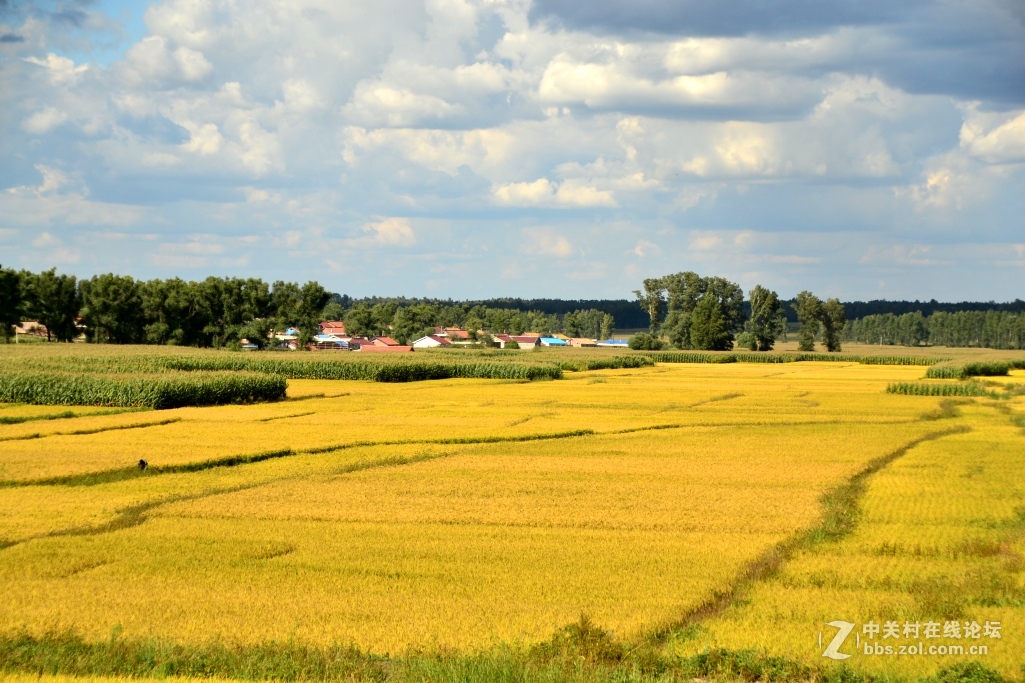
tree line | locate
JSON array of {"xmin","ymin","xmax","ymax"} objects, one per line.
[
  {"xmin": 341, "ymin": 301, "xmax": 613, "ymax": 343},
  {"xmin": 844, "ymin": 310, "xmax": 1025, "ymax": 349},
  {"xmin": 630, "ymin": 272, "xmax": 845, "ymax": 352},
  {"xmin": 0, "ymin": 266, "xmax": 332, "ymax": 346},
  {"xmin": 335, "ymin": 295, "xmax": 646, "ymax": 330},
  {"xmin": 0, "ymin": 266, "xmax": 616, "ymax": 347}
]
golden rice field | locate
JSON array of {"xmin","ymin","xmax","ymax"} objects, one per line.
[{"xmin": 0, "ymin": 355, "xmax": 1023, "ymax": 681}]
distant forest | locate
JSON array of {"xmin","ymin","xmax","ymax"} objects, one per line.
[
  {"xmin": 335, "ymin": 295, "xmax": 1025, "ymax": 329},
  {"xmin": 2, "ymin": 262, "xmax": 1022, "ymax": 349}
]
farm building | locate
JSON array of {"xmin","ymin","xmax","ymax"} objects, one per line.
[
  {"xmin": 318, "ymin": 321, "xmax": 347, "ymax": 335},
  {"xmin": 433, "ymin": 327, "xmax": 470, "ymax": 339},
  {"xmin": 510, "ymin": 335, "xmax": 541, "ymax": 349},
  {"xmin": 412, "ymin": 335, "xmax": 452, "ymax": 349},
  {"xmin": 539, "ymin": 337, "xmax": 568, "ymax": 347}
]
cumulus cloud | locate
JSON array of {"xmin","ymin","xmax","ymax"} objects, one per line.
[
  {"xmin": 521, "ymin": 227, "xmax": 575, "ymax": 258},
  {"xmin": 0, "ymin": 0, "xmax": 1021, "ymax": 298},
  {"xmin": 350, "ymin": 217, "xmax": 417, "ymax": 248},
  {"xmin": 493, "ymin": 178, "xmax": 617, "ymax": 207},
  {"xmin": 960, "ymin": 107, "xmax": 1025, "ymax": 164}
]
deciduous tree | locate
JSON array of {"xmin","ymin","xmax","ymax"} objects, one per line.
[{"xmin": 793, "ymin": 291, "xmax": 822, "ymax": 352}]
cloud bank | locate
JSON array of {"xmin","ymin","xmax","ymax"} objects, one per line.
[{"xmin": 0, "ymin": 0, "xmax": 1022, "ymax": 300}]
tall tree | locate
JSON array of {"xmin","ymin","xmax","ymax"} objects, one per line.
[
  {"xmin": 600, "ymin": 313, "xmax": 614, "ymax": 341},
  {"xmin": 26, "ymin": 269, "xmax": 81, "ymax": 342},
  {"xmin": 0, "ymin": 265, "xmax": 23, "ymax": 342},
  {"xmin": 793, "ymin": 291, "xmax": 822, "ymax": 352},
  {"xmin": 392, "ymin": 303, "xmax": 438, "ymax": 344},
  {"xmin": 820, "ymin": 298, "xmax": 846, "ymax": 352},
  {"xmin": 745, "ymin": 285, "xmax": 786, "ymax": 351},
  {"xmin": 633, "ymin": 277, "xmax": 666, "ymax": 333},
  {"xmin": 345, "ymin": 304, "xmax": 375, "ymax": 338},
  {"xmin": 659, "ymin": 273, "xmax": 744, "ymax": 351},
  {"xmin": 80, "ymin": 274, "xmax": 145, "ymax": 344},
  {"xmin": 271, "ymin": 281, "xmax": 330, "ymax": 346}
]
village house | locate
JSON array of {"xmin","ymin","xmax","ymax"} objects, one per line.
[
  {"xmin": 539, "ymin": 337, "xmax": 568, "ymax": 347},
  {"xmin": 510, "ymin": 335, "xmax": 541, "ymax": 349},
  {"xmin": 412, "ymin": 334, "xmax": 452, "ymax": 349},
  {"xmin": 318, "ymin": 321, "xmax": 347, "ymax": 336},
  {"xmin": 433, "ymin": 327, "xmax": 470, "ymax": 340}
]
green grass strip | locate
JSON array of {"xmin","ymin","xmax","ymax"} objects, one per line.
[
  {"xmin": 0, "ymin": 621, "xmax": 1008, "ymax": 683},
  {"xmin": 0, "ymin": 407, "xmax": 150, "ymax": 425},
  {"xmin": 0, "ymin": 418, "xmax": 181, "ymax": 446}
]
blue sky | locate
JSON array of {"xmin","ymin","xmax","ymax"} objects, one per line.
[{"xmin": 1, "ymin": 0, "xmax": 1023, "ymax": 301}]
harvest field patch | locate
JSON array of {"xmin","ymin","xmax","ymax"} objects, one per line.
[{"xmin": 0, "ymin": 350, "xmax": 1023, "ymax": 681}]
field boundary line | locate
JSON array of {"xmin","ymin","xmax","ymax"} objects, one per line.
[
  {"xmin": 0, "ymin": 407, "xmax": 151, "ymax": 427},
  {"xmin": 644, "ymin": 423, "xmax": 973, "ymax": 644},
  {"xmin": 0, "ymin": 418, "xmax": 926, "ymax": 488},
  {"xmin": 0, "ymin": 428, "xmax": 598, "ymax": 488},
  {"xmin": 0, "ymin": 450, "xmax": 457, "ymax": 551},
  {"xmin": 0, "ymin": 417, "xmax": 181, "ymax": 445}
]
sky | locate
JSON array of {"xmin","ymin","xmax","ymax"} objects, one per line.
[{"xmin": 1, "ymin": 0, "xmax": 1023, "ymax": 301}]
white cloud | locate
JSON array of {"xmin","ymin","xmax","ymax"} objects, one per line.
[
  {"xmin": 24, "ymin": 54, "xmax": 88, "ymax": 85},
  {"xmin": 22, "ymin": 107, "xmax": 68, "ymax": 134},
  {"xmin": 120, "ymin": 36, "xmax": 212, "ymax": 84},
  {"xmin": 690, "ymin": 235, "xmax": 724, "ymax": 251},
  {"xmin": 521, "ymin": 227, "xmax": 575, "ymax": 258},
  {"xmin": 960, "ymin": 107, "xmax": 1025, "ymax": 164},
  {"xmin": 31, "ymin": 231, "xmax": 60, "ymax": 248},
  {"xmin": 859, "ymin": 244, "xmax": 953, "ymax": 267},
  {"xmin": 492, "ymin": 178, "xmax": 617, "ymax": 207},
  {"xmin": 351, "ymin": 217, "xmax": 417, "ymax": 248},
  {"xmin": 632, "ymin": 240, "xmax": 660, "ymax": 257}
]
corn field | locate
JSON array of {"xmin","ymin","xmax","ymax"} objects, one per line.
[
  {"xmin": 650, "ymin": 351, "xmax": 943, "ymax": 366},
  {"xmin": 886, "ymin": 382, "xmax": 996, "ymax": 397},
  {"xmin": 0, "ymin": 370, "xmax": 286, "ymax": 408}
]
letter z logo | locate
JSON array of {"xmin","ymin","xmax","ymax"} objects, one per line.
[{"xmin": 821, "ymin": 621, "xmax": 857, "ymax": 660}]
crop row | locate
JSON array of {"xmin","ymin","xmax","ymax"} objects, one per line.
[
  {"xmin": 0, "ymin": 353, "xmax": 564, "ymax": 382},
  {"xmin": 558, "ymin": 355, "xmax": 654, "ymax": 372},
  {"xmin": 649, "ymin": 352, "xmax": 943, "ymax": 366},
  {"xmin": 0, "ymin": 370, "xmax": 287, "ymax": 409},
  {"xmin": 925, "ymin": 359, "xmax": 1025, "ymax": 379},
  {"xmin": 885, "ymin": 382, "xmax": 997, "ymax": 398}
]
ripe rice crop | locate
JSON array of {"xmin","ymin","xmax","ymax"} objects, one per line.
[
  {"xmin": 0, "ymin": 420, "xmax": 941, "ymax": 652},
  {"xmin": 0, "ymin": 370, "xmax": 286, "ymax": 409},
  {"xmin": 1, "ymin": 355, "xmax": 1022, "ymax": 681},
  {"xmin": 0, "ymin": 364, "xmax": 928, "ymax": 484},
  {"xmin": 672, "ymin": 405, "xmax": 1025, "ymax": 679}
]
